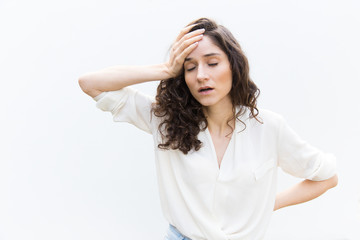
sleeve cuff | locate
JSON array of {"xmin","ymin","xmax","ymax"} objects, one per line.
[
  {"xmin": 93, "ymin": 88, "xmax": 132, "ymax": 113},
  {"xmin": 306, "ymin": 153, "xmax": 337, "ymax": 181},
  {"xmin": 93, "ymin": 92, "xmax": 107, "ymax": 102}
]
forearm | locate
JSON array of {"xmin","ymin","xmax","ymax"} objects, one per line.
[
  {"xmin": 78, "ymin": 64, "xmax": 171, "ymax": 95},
  {"xmin": 79, "ymin": 26, "xmax": 204, "ymax": 98},
  {"xmin": 274, "ymin": 174, "xmax": 338, "ymax": 211}
]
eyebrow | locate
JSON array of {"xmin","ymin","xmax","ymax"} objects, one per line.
[{"xmin": 184, "ymin": 53, "xmax": 221, "ymax": 62}]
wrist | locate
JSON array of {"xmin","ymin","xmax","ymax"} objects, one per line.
[{"xmin": 161, "ymin": 63, "xmax": 176, "ymax": 79}]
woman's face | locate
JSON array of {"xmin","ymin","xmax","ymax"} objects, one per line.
[{"xmin": 184, "ymin": 36, "xmax": 232, "ymax": 109}]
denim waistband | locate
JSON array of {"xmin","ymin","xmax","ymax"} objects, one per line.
[{"xmin": 168, "ymin": 224, "xmax": 192, "ymax": 240}]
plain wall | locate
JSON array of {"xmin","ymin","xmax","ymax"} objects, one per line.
[{"xmin": 1, "ymin": 0, "xmax": 359, "ymax": 239}]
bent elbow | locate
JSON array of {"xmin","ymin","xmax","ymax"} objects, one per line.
[
  {"xmin": 78, "ymin": 74, "xmax": 98, "ymax": 95},
  {"xmin": 78, "ymin": 75, "xmax": 103, "ymax": 98},
  {"xmin": 78, "ymin": 75, "xmax": 90, "ymax": 93},
  {"xmin": 327, "ymin": 174, "xmax": 338, "ymax": 189}
]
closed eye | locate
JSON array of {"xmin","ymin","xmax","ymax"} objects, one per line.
[
  {"xmin": 186, "ymin": 62, "xmax": 218, "ymax": 71},
  {"xmin": 186, "ymin": 66, "xmax": 196, "ymax": 72}
]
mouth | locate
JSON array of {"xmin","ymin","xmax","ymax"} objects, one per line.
[{"xmin": 198, "ymin": 87, "xmax": 214, "ymax": 93}]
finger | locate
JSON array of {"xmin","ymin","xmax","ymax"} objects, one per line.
[
  {"xmin": 182, "ymin": 28, "xmax": 205, "ymax": 41},
  {"xmin": 174, "ymin": 34, "xmax": 203, "ymax": 56},
  {"xmin": 172, "ymin": 28, "xmax": 204, "ymax": 53},
  {"xmin": 175, "ymin": 24, "xmax": 198, "ymax": 42},
  {"xmin": 173, "ymin": 28, "xmax": 205, "ymax": 49},
  {"xmin": 176, "ymin": 41, "xmax": 199, "ymax": 64}
]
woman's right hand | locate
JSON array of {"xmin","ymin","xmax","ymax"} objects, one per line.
[
  {"xmin": 79, "ymin": 25, "xmax": 205, "ymax": 98},
  {"xmin": 165, "ymin": 25, "xmax": 205, "ymax": 78}
]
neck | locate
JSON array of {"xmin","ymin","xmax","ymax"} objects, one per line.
[{"xmin": 203, "ymin": 103, "xmax": 235, "ymax": 137}]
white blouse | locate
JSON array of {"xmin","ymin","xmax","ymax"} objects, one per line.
[{"xmin": 93, "ymin": 87, "xmax": 337, "ymax": 240}]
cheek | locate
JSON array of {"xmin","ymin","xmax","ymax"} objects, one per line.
[
  {"xmin": 184, "ymin": 75, "xmax": 195, "ymax": 91},
  {"xmin": 218, "ymin": 67, "xmax": 232, "ymax": 86},
  {"xmin": 184, "ymin": 76, "xmax": 190, "ymax": 89}
]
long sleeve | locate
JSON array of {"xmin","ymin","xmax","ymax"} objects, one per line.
[
  {"xmin": 277, "ymin": 116, "xmax": 337, "ymax": 181},
  {"xmin": 93, "ymin": 87, "xmax": 155, "ymax": 134}
]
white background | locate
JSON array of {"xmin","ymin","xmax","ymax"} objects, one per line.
[{"xmin": 1, "ymin": 0, "xmax": 359, "ymax": 239}]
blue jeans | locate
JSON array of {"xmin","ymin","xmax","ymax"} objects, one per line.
[{"xmin": 164, "ymin": 224, "xmax": 192, "ymax": 240}]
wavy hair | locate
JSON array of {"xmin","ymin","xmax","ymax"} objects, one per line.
[{"xmin": 152, "ymin": 18, "xmax": 261, "ymax": 154}]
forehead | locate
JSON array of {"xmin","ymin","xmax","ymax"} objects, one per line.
[{"xmin": 186, "ymin": 35, "xmax": 225, "ymax": 59}]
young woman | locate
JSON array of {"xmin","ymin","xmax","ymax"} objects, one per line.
[{"xmin": 78, "ymin": 18, "xmax": 338, "ymax": 240}]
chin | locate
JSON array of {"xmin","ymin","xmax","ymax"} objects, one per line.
[{"xmin": 198, "ymin": 101, "xmax": 216, "ymax": 107}]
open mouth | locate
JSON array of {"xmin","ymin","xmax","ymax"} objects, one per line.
[{"xmin": 199, "ymin": 87, "xmax": 214, "ymax": 93}]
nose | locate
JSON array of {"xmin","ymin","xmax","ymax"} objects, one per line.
[{"xmin": 196, "ymin": 64, "xmax": 209, "ymax": 81}]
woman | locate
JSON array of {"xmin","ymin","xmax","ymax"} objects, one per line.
[{"xmin": 78, "ymin": 18, "xmax": 338, "ymax": 240}]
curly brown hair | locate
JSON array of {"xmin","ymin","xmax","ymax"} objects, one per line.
[{"xmin": 152, "ymin": 18, "xmax": 261, "ymax": 154}]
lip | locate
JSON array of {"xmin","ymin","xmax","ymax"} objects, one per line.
[
  {"xmin": 198, "ymin": 86, "xmax": 214, "ymax": 95},
  {"xmin": 198, "ymin": 86, "xmax": 214, "ymax": 92}
]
